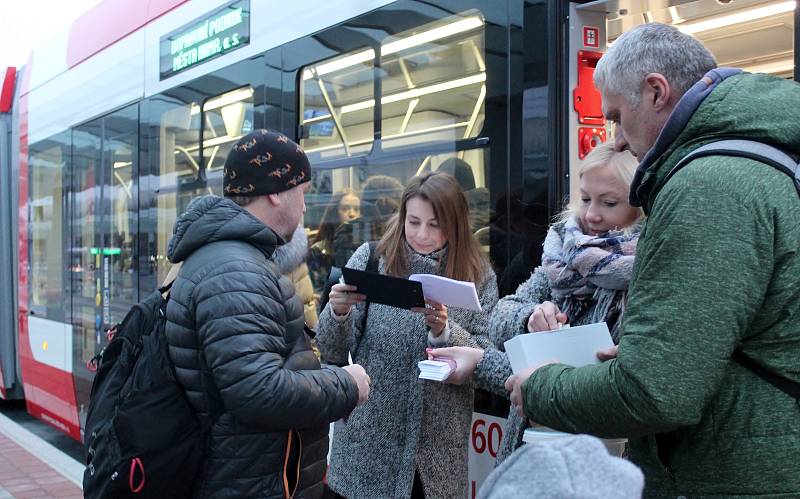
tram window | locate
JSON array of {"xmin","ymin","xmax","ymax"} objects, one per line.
[
  {"xmin": 299, "ymin": 48, "xmax": 376, "ymax": 163},
  {"xmin": 306, "ymin": 148, "xmax": 490, "ymax": 297},
  {"xmin": 29, "ymin": 136, "xmax": 67, "ymax": 321},
  {"xmin": 379, "ymin": 11, "xmax": 486, "ymax": 150},
  {"xmin": 152, "ymin": 87, "xmax": 254, "ymax": 283},
  {"xmin": 153, "ymin": 97, "xmax": 203, "ymax": 283},
  {"xmin": 203, "ymin": 86, "xmax": 255, "ymax": 194}
]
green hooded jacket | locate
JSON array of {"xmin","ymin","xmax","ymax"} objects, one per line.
[{"xmin": 521, "ymin": 72, "xmax": 800, "ymax": 498}]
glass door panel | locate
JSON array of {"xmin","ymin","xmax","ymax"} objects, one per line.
[{"xmin": 71, "ymin": 104, "xmax": 139, "ymax": 430}]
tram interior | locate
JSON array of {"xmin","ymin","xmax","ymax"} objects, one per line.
[{"xmin": 588, "ymin": 0, "xmax": 795, "ymax": 77}]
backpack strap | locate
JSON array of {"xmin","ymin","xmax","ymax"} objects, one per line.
[
  {"xmin": 361, "ymin": 241, "xmax": 379, "ymax": 332},
  {"xmin": 732, "ymin": 349, "xmax": 800, "ymax": 401},
  {"xmin": 667, "ymin": 139, "xmax": 800, "ymax": 400},
  {"xmin": 664, "ymin": 139, "xmax": 800, "ymax": 198}
]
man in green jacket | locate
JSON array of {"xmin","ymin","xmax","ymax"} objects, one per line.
[{"xmin": 506, "ymin": 23, "xmax": 800, "ymax": 497}]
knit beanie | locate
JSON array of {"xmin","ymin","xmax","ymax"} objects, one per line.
[
  {"xmin": 477, "ymin": 435, "xmax": 644, "ymax": 499},
  {"xmin": 223, "ymin": 129, "xmax": 311, "ymax": 197}
]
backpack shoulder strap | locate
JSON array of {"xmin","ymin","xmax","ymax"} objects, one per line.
[
  {"xmin": 732, "ymin": 349, "xmax": 800, "ymax": 400},
  {"xmin": 365, "ymin": 241, "xmax": 379, "ymax": 274},
  {"xmin": 665, "ymin": 139, "xmax": 800, "ymax": 197},
  {"xmin": 667, "ymin": 140, "xmax": 800, "ymax": 399}
]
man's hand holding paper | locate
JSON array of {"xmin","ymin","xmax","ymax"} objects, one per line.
[{"xmin": 503, "ymin": 322, "xmax": 616, "ymax": 417}]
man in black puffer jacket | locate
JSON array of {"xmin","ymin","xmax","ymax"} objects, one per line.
[{"xmin": 165, "ymin": 129, "xmax": 371, "ymax": 499}]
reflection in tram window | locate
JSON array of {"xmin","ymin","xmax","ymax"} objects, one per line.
[
  {"xmin": 299, "ymin": 11, "xmax": 491, "ymax": 300},
  {"xmin": 380, "ymin": 12, "xmax": 486, "ymax": 150},
  {"xmin": 72, "ymin": 105, "xmax": 139, "ymax": 356},
  {"xmin": 299, "ymin": 49, "xmax": 376, "ymax": 163},
  {"xmin": 29, "ymin": 136, "xmax": 67, "ymax": 322},
  {"xmin": 153, "ymin": 87, "xmax": 254, "ymax": 283},
  {"xmin": 203, "ymin": 87, "xmax": 255, "ymax": 193}
]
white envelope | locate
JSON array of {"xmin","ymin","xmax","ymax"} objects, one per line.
[{"xmin": 503, "ymin": 322, "xmax": 614, "ymax": 374}]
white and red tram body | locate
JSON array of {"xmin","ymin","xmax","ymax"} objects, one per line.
[{"xmin": 1, "ymin": 0, "xmax": 796, "ymax": 493}]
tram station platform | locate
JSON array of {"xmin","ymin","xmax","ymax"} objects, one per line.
[{"xmin": 0, "ymin": 413, "xmax": 82, "ymax": 498}]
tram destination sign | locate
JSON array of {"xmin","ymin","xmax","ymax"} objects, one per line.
[{"xmin": 160, "ymin": 0, "xmax": 250, "ymax": 80}]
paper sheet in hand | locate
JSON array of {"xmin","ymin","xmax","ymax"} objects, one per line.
[
  {"xmin": 408, "ymin": 274, "xmax": 482, "ymax": 311},
  {"xmin": 503, "ymin": 322, "xmax": 614, "ymax": 374},
  {"xmin": 341, "ymin": 266, "xmax": 425, "ymax": 309}
]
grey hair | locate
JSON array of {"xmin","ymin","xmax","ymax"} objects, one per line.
[{"xmin": 595, "ymin": 23, "xmax": 717, "ymax": 106}]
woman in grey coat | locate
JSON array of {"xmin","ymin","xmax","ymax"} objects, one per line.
[{"xmin": 316, "ymin": 172, "xmax": 498, "ymax": 499}]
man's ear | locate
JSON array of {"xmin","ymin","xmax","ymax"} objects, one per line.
[
  {"xmin": 266, "ymin": 193, "xmax": 281, "ymax": 206},
  {"xmin": 644, "ymin": 73, "xmax": 671, "ymax": 111}
]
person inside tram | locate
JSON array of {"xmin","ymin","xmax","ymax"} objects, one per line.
[
  {"xmin": 308, "ymin": 187, "xmax": 361, "ymax": 290},
  {"xmin": 163, "ymin": 129, "xmax": 371, "ymax": 499},
  {"xmin": 437, "ymin": 157, "xmax": 490, "ymax": 234},
  {"xmin": 359, "ymin": 174, "xmax": 404, "ymax": 231},
  {"xmin": 316, "ymin": 172, "xmax": 498, "ymax": 499},
  {"xmin": 426, "ymin": 142, "xmax": 642, "ymax": 461},
  {"xmin": 330, "ymin": 174, "xmax": 405, "ymax": 268}
]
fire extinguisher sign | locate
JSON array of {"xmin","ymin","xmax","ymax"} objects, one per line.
[{"xmin": 583, "ymin": 26, "xmax": 600, "ymax": 48}]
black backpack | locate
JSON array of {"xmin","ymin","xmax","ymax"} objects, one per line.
[{"xmin": 83, "ymin": 282, "xmax": 206, "ymax": 498}]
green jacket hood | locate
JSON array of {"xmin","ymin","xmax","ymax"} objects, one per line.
[{"xmin": 633, "ymin": 70, "xmax": 800, "ymax": 213}]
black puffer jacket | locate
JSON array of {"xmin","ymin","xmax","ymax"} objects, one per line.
[{"xmin": 165, "ymin": 196, "xmax": 358, "ymax": 499}]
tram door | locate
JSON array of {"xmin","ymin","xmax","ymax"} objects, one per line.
[{"xmin": 70, "ymin": 104, "xmax": 139, "ymax": 432}]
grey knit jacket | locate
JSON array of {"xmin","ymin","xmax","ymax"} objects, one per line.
[
  {"xmin": 488, "ymin": 268, "xmax": 612, "ymax": 463},
  {"xmin": 316, "ymin": 242, "xmax": 499, "ymax": 499}
]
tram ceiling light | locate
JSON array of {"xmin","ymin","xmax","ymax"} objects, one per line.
[
  {"xmin": 301, "ymin": 16, "xmax": 484, "ymax": 81},
  {"xmin": 337, "ymin": 72, "xmax": 486, "ymax": 115},
  {"xmin": 745, "ymin": 58, "xmax": 794, "ymax": 74},
  {"xmin": 676, "ymin": 0, "xmax": 796, "ymax": 34},
  {"xmin": 302, "ymin": 49, "xmax": 375, "ymax": 80},
  {"xmin": 190, "ymin": 87, "xmax": 254, "ymax": 115},
  {"xmin": 381, "ymin": 16, "xmax": 484, "ymax": 56}
]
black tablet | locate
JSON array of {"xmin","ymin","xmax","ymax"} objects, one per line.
[{"xmin": 341, "ymin": 267, "xmax": 425, "ymax": 310}]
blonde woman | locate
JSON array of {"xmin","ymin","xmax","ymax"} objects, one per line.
[{"xmin": 431, "ymin": 143, "xmax": 643, "ymax": 462}]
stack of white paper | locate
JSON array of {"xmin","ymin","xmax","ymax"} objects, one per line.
[
  {"xmin": 522, "ymin": 427, "xmax": 571, "ymax": 444},
  {"xmin": 503, "ymin": 322, "xmax": 614, "ymax": 374},
  {"xmin": 417, "ymin": 359, "xmax": 455, "ymax": 381}
]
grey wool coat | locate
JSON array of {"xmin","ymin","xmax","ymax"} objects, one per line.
[{"xmin": 316, "ymin": 242, "xmax": 499, "ymax": 499}]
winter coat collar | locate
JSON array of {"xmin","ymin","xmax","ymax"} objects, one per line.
[
  {"xmin": 630, "ymin": 69, "xmax": 800, "ymax": 213},
  {"xmin": 167, "ymin": 195, "xmax": 283, "ymax": 263}
]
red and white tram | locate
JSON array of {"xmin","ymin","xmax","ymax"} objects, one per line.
[{"xmin": 0, "ymin": 0, "xmax": 796, "ymax": 493}]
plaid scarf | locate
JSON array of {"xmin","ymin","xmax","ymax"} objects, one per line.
[{"xmin": 541, "ymin": 215, "xmax": 641, "ymax": 342}]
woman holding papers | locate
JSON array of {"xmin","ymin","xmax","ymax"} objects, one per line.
[
  {"xmin": 429, "ymin": 144, "xmax": 643, "ymax": 463},
  {"xmin": 316, "ymin": 172, "xmax": 498, "ymax": 499}
]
